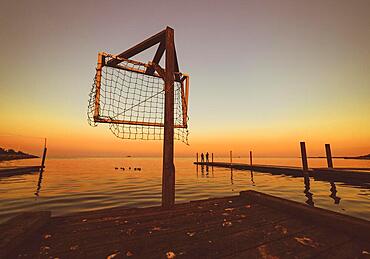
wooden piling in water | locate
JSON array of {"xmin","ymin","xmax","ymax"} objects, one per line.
[
  {"xmin": 325, "ymin": 144, "xmax": 333, "ymax": 169},
  {"xmin": 249, "ymin": 151, "xmax": 253, "ymax": 166},
  {"xmin": 196, "ymin": 152, "xmax": 199, "ymax": 163},
  {"xmin": 211, "ymin": 153, "xmax": 214, "ymax": 163},
  {"xmin": 40, "ymin": 138, "xmax": 47, "ymax": 172},
  {"xmin": 300, "ymin": 142, "xmax": 308, "ymax": 172},
  {"xmin": 230, "ymin": 151, "xmax": 232, "ymax": 165}
]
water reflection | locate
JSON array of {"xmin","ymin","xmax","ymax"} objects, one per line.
[
  {"xmin": 195, "ymin": 164, "xmax": 215, "ymax": 179},
  {"xmin": 34, "ymin": 170, "xmax": 44, "ymax": 197},
  {"xmin": 194, "ymin": 165, "xmax": 342, "ymax": 207},
  {"xmin": 198, "ymin": 164, "xmax": 211, "ymax": 178},
  {"xmin": 230, "ymin": 168, "xmax": 234, "ymax": 185},
  {"xmin": 250, "ymin": 170, "xmax": 255, "ymax": 185},
  {"xmin": 0, "ymin": 157, "xmax": 369, "ymax": 226},
  {"xmin": 329, "ymin": 181, "xmax": 341, "ymax": 204},
  {"xmin": 303, "ymin": 174, "xmax": 314, "ymax": 206}
]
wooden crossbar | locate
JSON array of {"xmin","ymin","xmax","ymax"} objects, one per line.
[
  {"xmin": 107, "ymin": 29, "xmax": 166, "ymax": 67},
  {"xmin": 94, "ymin": 117, "xmax": 187, "ymax": 128},
  {"xmin": 103, "ymin": 53, "xmax": 183, "ymax": 83},
  {"xmin": 146, "ymin": 40, "xmax": 166, "ymax": 75},
  {"xmin": 93, "ymin": 53, "xmax": 104, "ymax": 119}
]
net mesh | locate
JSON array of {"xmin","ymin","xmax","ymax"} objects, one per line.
[{"xmin": 87, "ymin": 54, "xmax": 189, "ymax": 144}]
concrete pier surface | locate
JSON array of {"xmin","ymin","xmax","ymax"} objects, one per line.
[
  {"xmin": 194, "ymin": 161, "xmax": 370, "ymax": 186},
  {"xmin": 2, "ymin": 190, "xmax": 369, "ymax": 258},
  {"xmin": 0, "ymin": 166, "xmax": 42, "ymax": 178}
]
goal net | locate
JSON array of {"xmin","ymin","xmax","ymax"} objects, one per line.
[{"xmin": 87, "ymin": 53, "xmax": 189, "ymax": 144}]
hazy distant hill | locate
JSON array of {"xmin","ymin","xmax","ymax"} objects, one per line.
[
  {"xmin": 343, "ymin": 154, "xmax": 370, "ymax": 160},
  {"xmin": 0, "ymin": 147, "xmax": 39, "ymax": 161}
]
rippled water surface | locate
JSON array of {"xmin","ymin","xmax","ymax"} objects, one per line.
[{"xmin": 0, "ymin": 157, "xmax": 369, "ymax": 224}]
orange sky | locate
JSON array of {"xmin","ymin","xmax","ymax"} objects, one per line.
[{"xmin": 0, "ymin": 0, "xmax": 369, "ymax": 158}]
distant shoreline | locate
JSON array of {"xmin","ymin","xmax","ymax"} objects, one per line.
[
  {"xmin": 0, "ymin": 154, "xmax": 39, "ymax": 162},
  {"xmin": 308, "ymin": 154, "xmax": 370, "ymax": 160},
  {"xmin": 0, "ymin": 147, "xmax": 39, "ymax": 162}
]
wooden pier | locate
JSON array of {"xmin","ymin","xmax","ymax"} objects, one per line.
[
  {"xmin": 2, "ymin": 190, "xmax": 369, "ymax": 258},
  {"xmin": 194, "ymin": 162, "xmax": 370, "ymax": 185},
  {"xmin": 0, "ymin": 166, "xmax": 42, "ymax": 178}
]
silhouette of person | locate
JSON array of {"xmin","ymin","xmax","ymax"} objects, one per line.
[
  {"xmin": 201, "ymin": 153, "xmax": 205, "ymax": 163},
  {"xmin": 206, "ymin": 152, "xmax": 209, "ymax": 163}
]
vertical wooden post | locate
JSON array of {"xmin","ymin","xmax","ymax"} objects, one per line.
[
  {"xmin": 94, "ymin": 53, "xmax": 105, "ymax": 119},
  {"xmin": 325, "ymin": 144, "xmax": 333, "ymax": 169},
  {"xmin": 211, "ymin": 153, "xmax": 214, "ymax": 163},
  {"xmin": 181, "ymin": 75, "xmax": 189, "ymax": 126},
  {"xmin": 249, "ymin": 150, "xmax": 253, "ymax": 167},
  {"xmin": 300, "ymin": 142, "xmax": 308, "ymax": 172},
  {"xmin": 230, "ymin": 151, "xmax": 232, "ymax": 164},
  {"xmin": 40, "ymin": 138, "xmax": 47, "ymax": 172},
  {"xmin": 196, "ymin": 152, "xmax": 199, "ymax": 163},
  {"xmin": 162, "ymin": 27, "xmax": 175, "ymax": 209}
]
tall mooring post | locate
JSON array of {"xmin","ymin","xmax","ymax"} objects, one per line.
[
  {"xmin": 40, "ymin": 138, "xmax": 47, "ymax": 173},
  {"xmin": 211, "ymin": 153, "xmax": 214, "ymax": 163},
  {"xmin": 162, "ymin": 27, "xmax": 176, "ymax": 208},
  {"xmin": 300, "ymin": 142, "xmax": 308, "ymax": 172},
  {"xmin": 230, "ymin": 151, "xmax": 233, "ymax": 165},
  {"xmin": 249, "ymin": 150, "xmax": 253, "ymax": 167},
  {"xmin": 325, "ymin": 144, "xmax": 333, "ymax": 169}
]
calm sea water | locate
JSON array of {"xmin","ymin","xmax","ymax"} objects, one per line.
[{"xmin": 0, "ymin": 157, "xmax": 369, "ymax": 224}]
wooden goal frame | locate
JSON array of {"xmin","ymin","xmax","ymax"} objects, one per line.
[
  {"xmin": 92, "ymin": 33, "xmax": 189, "ymax": 129},
  {"xmin": 91, "ymin": 27, "xmax": 188, "ymax": 208}
]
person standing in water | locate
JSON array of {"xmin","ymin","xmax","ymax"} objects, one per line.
[
  {"xmin": 206, "ymin": 152, "xmax": 209, "ymax": 163},
  {"xmin": 201, "ymin": 153, "xmax": 205, "ymax": 162}
]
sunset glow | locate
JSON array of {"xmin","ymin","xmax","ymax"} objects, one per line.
[{"xmin": 0, "ymin": 0, "xmax": 369, "ymax": 158}]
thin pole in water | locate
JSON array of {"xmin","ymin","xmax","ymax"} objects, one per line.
[
  {"xmin": 40, "ymin": 138, "xmax": 47, "ymax": 172},
  {"xmin": 249, "ymin": 151, "xmax": 253, "ymax": 167},
  {"xmin": 325, "ymin": 144, "xmax": 333, "ymax": 169},
  {"xmin": 300, "ymin": 142, "xmax": 308, "ymax": 172}
]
